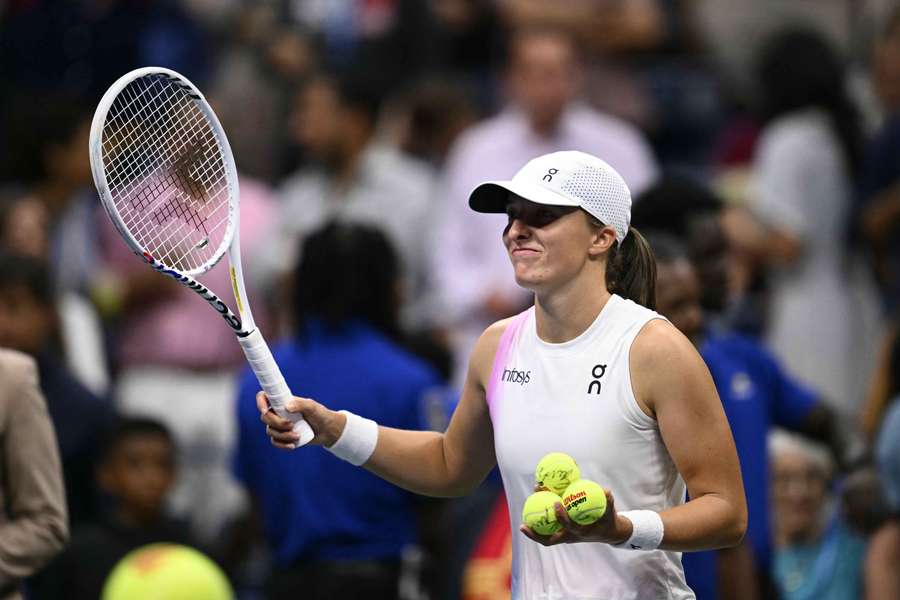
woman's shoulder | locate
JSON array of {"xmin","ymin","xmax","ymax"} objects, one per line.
[
  {"xmin": 477, "ymin": 312, "xmax": 527, "ymax": 350},
  {"xmin": 630, "ymin": 317, "xmax": 699, "ymax": 376},
  {"xmin": 631, "ymin": 316, "xmax": 682, "ymax": 351},
  {"xmin": 470, "ymin": 311, "xmax": 532, "ymax": 370},
  {"xmin": 608, "ymin": 296, "xmax": 673, "ymax": 342},
  {"xmin": 613, "ymin": 294, "xmax": 663, "ymax": 319}
]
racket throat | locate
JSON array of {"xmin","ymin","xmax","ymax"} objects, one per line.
[{"xmin": 140, "ymin": 251, "xmax": 249, "ymax": 336}]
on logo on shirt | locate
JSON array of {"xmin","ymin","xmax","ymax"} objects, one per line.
[{"xmin": 587, "ymin": 364, "xmax": 607, "ymax": 394}]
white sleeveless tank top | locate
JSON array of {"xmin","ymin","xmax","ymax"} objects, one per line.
[{"xmin": 488, "ymin": 294, "xmax": 694, "ymax": 600}]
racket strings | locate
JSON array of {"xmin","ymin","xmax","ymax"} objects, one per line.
[
  {"xmin": 101, "ymin": 74, "xmax": 231, "ymax": 273},
  {"xmin": 130, "ymin": 162, "xmax": 211, "ymax": 237},
  {"xmin": 107, "ymin": 85, "xmax": 220, "ymax": 270},
  {"xmin": 105, "ymin": 82, "xmax": 204, "ymax": 192},
  {"xmin": 105, "ymin": 81, "xmax": 195, "ymax": 193},
  {"xmin": 112, "ymin": 84, "xmax": 222, "ymax": 269}
]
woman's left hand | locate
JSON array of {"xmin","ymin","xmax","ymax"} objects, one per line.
[{"xmin": 520, "ymin": 488, "xmax": 633, "ymax": 546}]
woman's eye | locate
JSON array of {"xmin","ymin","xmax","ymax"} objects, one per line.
[{"xmin": 538, "ymin": 210, "xmax": 557, "ymax": 222}]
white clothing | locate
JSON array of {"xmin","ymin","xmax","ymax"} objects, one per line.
[
  {"xmin": 750, "ymin": 109, "xmax": 881, "ymax": 417},
  {"xmin": 116, "ymin": 367, "xmax": 247, "ymax": 544},
  {"xmin": 490, "ymin": 296, "xmax": 693, "ymax": 600},
  {"xmin": 57, "ymin": 292, "xmax": 109, "ymax": 396},
  {"xmin": 434, "ymin": 106, "xmax": 658, "ymax": 385},
  {"xmin": 267, "ymin": 143, "xmax": 435, "ymax": 327},
  {"xmin": 50, "ymin": 189, "xmax": 110, "ymax": 395}
]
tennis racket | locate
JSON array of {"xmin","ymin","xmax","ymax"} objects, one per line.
[{"xmin": 89, "ymin": 66, "xmax": 315, "ymax": 446}]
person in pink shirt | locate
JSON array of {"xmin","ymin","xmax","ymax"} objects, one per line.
[{"xmin": 98, "ymin": 175, "xmax": 277, "ymax": 544}]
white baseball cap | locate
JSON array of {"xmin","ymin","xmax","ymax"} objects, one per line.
[{"xmin": 468, "ymin": 150, "xmax": 632, "ymax": 244}]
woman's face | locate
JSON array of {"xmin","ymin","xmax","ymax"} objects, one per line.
[
  {"xmin": 772, "ymin": 449, "xmax": 829, "ymax": 542},
  {"xmin": 502, "ymin": 196, "xmax": 612, "ymax": 291}
]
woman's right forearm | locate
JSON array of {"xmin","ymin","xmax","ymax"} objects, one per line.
[
  {"xmin": 331, "ymin": 358, "xmax": 498, "ymax": 498},
  {"xmin": 267, "ymin": 338, "xmax": 499, "ymax": 497},
  {"xmin": 362, "ymin": 427, "xmax": 481, "ymax": 498}
]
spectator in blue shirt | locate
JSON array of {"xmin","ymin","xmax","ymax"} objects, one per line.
[
  {"xmin": 649, "ymin": 231, "xmax": 842, "ymax": 600},
  {"xmin": 234, "ymin": 222, "xmax": 443, "ymax": 600},
  {"xmin": 770, "ymin": 431, "xmax": 866, "ymax": 600},
  {"xmin": 864, "ymin": 329, "xmax": 900, "ymax": 599}
]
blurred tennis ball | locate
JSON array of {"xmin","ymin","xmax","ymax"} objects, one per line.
[
  {"xmin": 562, "ymin": 479, "xmax": 607, "ymax": 525},
  {"xmin": 522, "ymin": 490, "xmax": 563, "ymax": 535},
  {"xmin": 535, "ymin": 452, "xmax": 581, "ymax": 495},
  {"xmin": 102, "ymin": 543, "xmax": 232, "ymax": 600}
]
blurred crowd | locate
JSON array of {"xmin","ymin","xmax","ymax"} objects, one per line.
[{"xmin": 1, "ymin": 1, "xmax": 900, "ymax": 599}]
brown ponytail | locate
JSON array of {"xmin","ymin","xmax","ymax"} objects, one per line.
[{"xmin": 605, "ymin": 226, "xmax": 657, "ymax": 310}]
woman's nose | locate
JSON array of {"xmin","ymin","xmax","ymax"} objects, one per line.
[{"xmin": 505, "ymin": 217, "xmax": 531, "ymax": 240}]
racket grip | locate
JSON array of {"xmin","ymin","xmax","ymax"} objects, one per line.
[{"xmin": 238, "ymin": 329, "xmax": 315, "ymax": 447}]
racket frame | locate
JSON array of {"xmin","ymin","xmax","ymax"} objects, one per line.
[
  {"xmin": 90, "ymin": 67, "xmax": 313, "ymax": 446},
  {"xmin": 90, "ymin": 66, "xmax": 257, "ymax": 335}
]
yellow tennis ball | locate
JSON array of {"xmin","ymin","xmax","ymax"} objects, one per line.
[
  {"xmin": 102, "ymin": 543, "xmax": 233, "ymax": 600},
  {"xmin": 535, "ymin": 452, "xmax": 581, "ymax": 495},
  {"xmin": 562, "ymin": 479, "xmax": 607, "ymax": 525},
  {"xmin": 522, "ymin": 490, "xmax": 563, "ymax": 535}
]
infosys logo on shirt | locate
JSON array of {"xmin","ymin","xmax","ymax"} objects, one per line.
[{"xmin": 502, "ymin": 367, "xmax": 531, "ymax": 385}]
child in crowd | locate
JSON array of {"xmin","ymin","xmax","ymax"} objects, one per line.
[{"xmin": 30, "ymin": 418, "xmax": 201, "ymax": 599}]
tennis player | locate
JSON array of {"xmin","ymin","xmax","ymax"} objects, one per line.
[{"xmin": 259, "ymin": 151, "xmax": 746, "ymax": 599}]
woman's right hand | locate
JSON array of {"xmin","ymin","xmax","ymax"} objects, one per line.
[{"xmin": 256, "ymin": 391, "xmax": 347, "ymax": 450}]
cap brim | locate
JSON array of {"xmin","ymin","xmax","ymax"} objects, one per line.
[{"xmin": 468, "ymin": 180, "xmax": 581, "ymax": 213}]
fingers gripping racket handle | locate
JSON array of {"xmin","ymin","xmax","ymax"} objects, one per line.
[{"xmin": 238, "ymin": 329, "xmax": 315, "ymax": 447}]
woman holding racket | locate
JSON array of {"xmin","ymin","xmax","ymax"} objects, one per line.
[{"xmin": 260, "ymin": 150, "xmax": 746, "ymax": 599}]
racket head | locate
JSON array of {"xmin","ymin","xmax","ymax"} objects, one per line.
[{"xmin": 89, "ymin": 67, "xmax": 239, "ymax": 277}]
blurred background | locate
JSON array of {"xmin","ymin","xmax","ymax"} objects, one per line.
[{"xmin": 1, "ymin": 1, "xmax": 900, "ymax": 599}]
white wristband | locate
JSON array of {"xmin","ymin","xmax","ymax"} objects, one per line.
[
  {"xmin": 326, "ymin": 410, "xmax": 378, "ymax": 466},
  {"xmin": 616, "ymin": 510, "xmax": 664, "ymax": 551}
]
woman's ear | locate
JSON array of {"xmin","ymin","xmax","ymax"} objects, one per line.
[{"xmin": 588, "ymin": 225, "xmax": 617, "ymax": 258}]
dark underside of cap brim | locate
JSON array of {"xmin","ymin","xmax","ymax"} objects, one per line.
[{"xmin": 468, "ymin": 182, "xmax": 512, "ymax": 213}]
